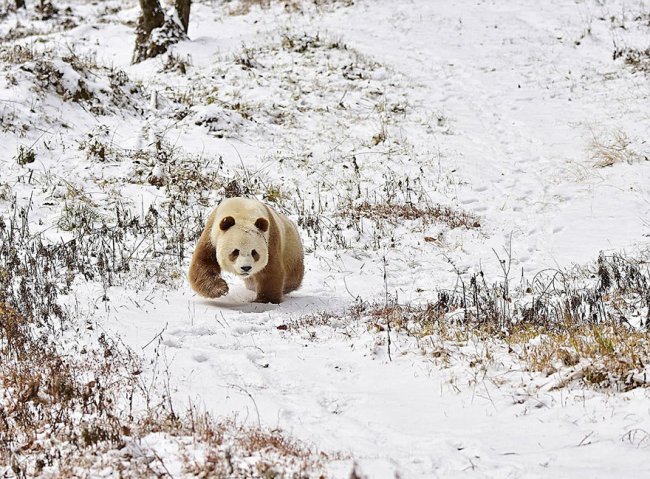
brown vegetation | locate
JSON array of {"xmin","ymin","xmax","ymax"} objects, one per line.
[{"xmin": 345, "ymin": 201, "xmax": 481, "ymax": 229}]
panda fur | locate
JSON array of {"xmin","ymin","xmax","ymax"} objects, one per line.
[{"xmin": 189, "ymin": 197, "xmax": 304, "ymax": 303}]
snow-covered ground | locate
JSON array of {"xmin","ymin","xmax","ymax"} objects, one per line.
[{"xmin": 1, "ymin": 0, "xmax": 649, "ymax": 477}]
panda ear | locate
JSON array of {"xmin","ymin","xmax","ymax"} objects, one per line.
[
  {"xmin": 219, "ymin": 216, "xmax": 235, "ymax": 231},
  {"xmin": 254, "ymin": 218, "xmax": 269, "ymax": 232}
]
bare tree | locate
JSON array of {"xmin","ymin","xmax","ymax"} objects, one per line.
[
  {"xmin": 132, "ymin": 0, "xmax": 191, "ymax": 64},
  {"xmin": 175, "ymin": 0, "xmax": 191, "ymax": 34}
]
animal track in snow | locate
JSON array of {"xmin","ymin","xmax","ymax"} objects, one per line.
[
  {"xmin": 193, "ymin": 353, "xmax": 209, "ymax": 363},
  {"xmin": 168, "ymin": 324, "xmax": 216, "ymax": 338},
  {"xmin": 162, "ymin": 337, "xmax": 182, "ymax": 348}
]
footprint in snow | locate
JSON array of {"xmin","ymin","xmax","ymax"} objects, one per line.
[
  {"xmin": 168, "ymin": 325, "xmax": 215, "ymax": 338},
  {"xmin": 232, "ymin": 323, "xmax": 268, "ymax": 335},
  {"xmin": 518, "ymin": 255, "xmax": 530, "ymax": 264},
  {"xmin": 472, "ymin": 204, "xmax": 488, "ymax": 213},
  {"xmin": 318, "ymin": 395, "xmax": 347, "ymax": 415},
  {"xmin": 193, "ymin": 352, "xmax": 209, "ymax": 363},
  {"xmin": 162, "ymin": 337, "xmax": 182, "ymax": 348},
  {"xmin": 202, "ymin": 299, "xmax": 278, "ymax": 314},
  {"xmin": 246, "ymin": 350, "xmax": 270, "ymax": 368}
]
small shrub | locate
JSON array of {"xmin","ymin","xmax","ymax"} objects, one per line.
[
  {"xmin": 263, "ymin": 185, "xmax": 284, "ymax": 203},
  {"xmin": 35, "ymin": 0, "xmax": 58, "ymax": 20},
  {"xmin": 0, "ymin": 183, "xmax": 11, "ymax": 201},
  {"xmin": 16, "ymin": 49, "xmax": 146, "ymax": 117},
  {"xmin": 614, "ymin": 46, "xmax": 650, "ymax": 74},
  {"xmin": 15, "ymin": 145, "xmax": 36, "ymax": 165},
  {"xmin": 162, "ymin": 52, "xmax": 192, "ymax": 74},
  {"xmin": 78, "ymin": 125, "xmax": 115, "ymax": 162},
  {"xmin": 57, "ymin": 200, "xmax": 102, "ymax": 233}
]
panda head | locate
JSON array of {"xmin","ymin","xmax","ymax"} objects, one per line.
[{"xmin": 214, "ymin": 215, "xmax": 269, "ymax": 277}]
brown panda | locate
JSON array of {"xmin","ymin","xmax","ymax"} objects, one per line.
[{"xmin": 188, "ymin": 197, "xmax": 304, "ymax": 303}]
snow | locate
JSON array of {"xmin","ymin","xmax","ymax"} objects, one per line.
[{"xmin": 1, "ymin": 0, "xmax": 650, "ymax": 477}]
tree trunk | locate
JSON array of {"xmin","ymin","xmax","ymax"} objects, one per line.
[
  {"xmin": 137, "ymin": 0, "xmax": 165, "ymax": 42},
  {"xmin": 175, "ymin": 0, "xmax": 191, "ymax": 34},
  {"xmin": 133, "ymin": 0, "xmax": 171, "ymax": 64}
]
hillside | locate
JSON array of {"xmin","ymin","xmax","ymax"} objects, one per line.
[{"xmin": 0, "ymin": 0, "xmax": 649, "ymax": 477}]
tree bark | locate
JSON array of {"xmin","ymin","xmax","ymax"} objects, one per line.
[
  {"xmin": 137, "ymin": 0, "xmax": 165, "ymax": 40},
  {"xmin": 133, "ymin": 0, "xmax": 168, "ymax": 64},
  {"xmin": 175, "ymin": 0, "xmax": 191, "ymax": 34},
  {"xmin": 132, "ymin": 0, "xmax": 189, "ymax": 64}
]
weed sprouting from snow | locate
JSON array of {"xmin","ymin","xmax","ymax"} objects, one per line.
[
  {"xmin": 0, "ymin": 183, "xmax": 11, "ymax": 201},
  {"xmin": 613, "ymin": 46, "xmax": 650, "ymax": 73},
  {"xmin": 14, "ymin": 145, "xmax": 35, "ymax": 165},
  {"xmin": 611, "ymin": 9, "xmax": 650, "ymax": 75},
  {"xmin": 161, "ymin": 51, "xmax": 192, "ymax": 75},
  {"xmin": 183, "ymin": 417, "xmax": 329, "ymax": 477},
  {"xmin": 589, "ymin": 129, "xmax": 646, "ymax": 167},
  {"xmin": 0, "ymin": 43, "xmax": 46, "ymax": 64}
]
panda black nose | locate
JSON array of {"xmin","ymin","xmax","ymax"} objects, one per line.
[{"xmin": 241, "ymin": 266, "xmax": 252, "ymax": 272}]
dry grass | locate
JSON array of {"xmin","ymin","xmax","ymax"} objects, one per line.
[
  {"xmin": 345, "ymin": 201, "xmax": 481, "ymax": 229},
  {"xmin": 614, "ymin": 46, "xmax": 650, "ymax": 74},
  {"xmin": 0, "ymin": 44, "xmax": 46, "ymax": 64},
  {"xmin": 362, "ymin": 300, "xmax": 649, "ymax": 390},
  {"xmin": 288, "ymin": 252, "xmax": 650, "ymax": 391},
  {"xmin": 0, "ymin": 302, "xmax": 136, "ymax": 476},
  {"xmin": 508, "ymin": 322, "xmax": 649, "ymax": 390},
  {"xmin": 0, "ymin": 302, "xmax": 328, "ymax": 477},
  {"xmin": 590, "ymin": 129, "xmax": 643, "ymax": 167},
  {"xmin": 186, "ymin": 418, "xmax": 329, "ymax": 478}
]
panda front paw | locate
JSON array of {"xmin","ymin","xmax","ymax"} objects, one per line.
[{"xmin": 205, "ymin": 278, "xmax": 229, "ymax": 298}]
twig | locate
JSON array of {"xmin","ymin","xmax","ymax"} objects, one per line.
[
  {"xmin": 578, "ymin": 431, "xmax": 594, "ymax": 447},
  {"xmin": 229, "ymin": 384, "xmax": 261, "ymax": 428},
  {"xmin": 383, "ymin": 254, "xmax": 392, "ymax": 362},
  {"xmin": 142, "ymin": 323, "xmax": 168, "ymax": 350}
]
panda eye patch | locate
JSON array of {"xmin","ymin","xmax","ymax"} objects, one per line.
[
  {"xmin": 230, "ymin": 249, "xmax": 240, "ymax": 260},
  {"xmin": 252, "ymin": 250, "xmax": 260, "ymax": 261}
]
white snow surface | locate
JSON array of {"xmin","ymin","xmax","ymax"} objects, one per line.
[{"xmin": 1, "ymin": 0, "xmax": 650, "ymax": 477}]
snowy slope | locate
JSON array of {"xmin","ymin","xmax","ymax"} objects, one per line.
[{"xmin": 1, "ymin": 0, "xmax": 649, "ymax": 477}]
